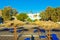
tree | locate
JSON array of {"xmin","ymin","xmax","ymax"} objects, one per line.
[
  {"xmin": 40, "ymin": 7, "xmax": 60, "ymax": 22},
  {"xmin": 11, "ymin": 9, "xmax": 18, "ymax": 16},
  {"xmin": 40, "ymin": 12, "xmax": 46, "ymax": 20},
  {"xmin": 16, "ymin": 13, "xmax": 28, "ymax": 21},
  {"xmin": 2, "ymin": 7, "xmax": 12, "ymax": 21},
  {"xmin": 27, "ymin": 17, "xmax": 32, "ymax": 22},
  {"xmin": 2, "ymin": 7, "xmax": 18, "ymax": 21}
]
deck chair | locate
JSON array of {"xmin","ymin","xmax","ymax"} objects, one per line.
[
  {"xmin": 9, "ymin": 29, "xmax": 14, "ymax": 33},
  {"xmin": 39, "ymin": 29, "xmax": 45, "ymax": 33},
  {"xmin": 17, "ymin": 29, "xmax": 22, "ymax": 33},
  {"xmin": 52, "ymin": 29, "xmax": 60, "ymax": 32},
  {"xmin": 24, "ymin": 38, "xmax": 30, "ymax": 40},
  {"xmin": 9, "ymin": 28, "xmax": 14, "ymax": 33},
  {"xmin": 39, "ymin": 35, "xmax": 47, "ymax": 39},
  {"xmin": 9, "ymin": 28, "xmax": 16, "ymax": 32},
  {"xmin": 34, "ymin": 29, "xmax": 38, "ymax": 33},
  {"xmin": 3, "ymin": 28, "xmax": 9, "ymax": 31},
  {"xmin": 51, "ymin": 34, "xmax": 59, "ymax": 40},
  {"xmin": 9, "ymin": 28, "xmax": 14, "ymax": 30}
]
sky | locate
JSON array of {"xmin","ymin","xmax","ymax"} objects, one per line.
[{"xmin": 0, "ymin": 0, "xmax": 60, "ymax": 13}]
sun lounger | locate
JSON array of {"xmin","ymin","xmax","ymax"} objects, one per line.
[
  {"xmin": 3, "ymin": 28, "xmax": 9, "ymax": 31},
  {"xmin": 23, "ymin": 29, "xmax": 29, "ymax": 31},
  {"xmin": 52, "ymin": 29, "xmax": 60, "ymax": 32},
  {"xmin": 51, "ymin": 34, "xmax": 59, "ymax": 40},
  {"xmin": 9, "ymin": 29, "xmax": 22, "ymax": 33},
  {"xmin": 39, "ymin": 29, "xmax": 45, "ymax": 33},
  {"xmin": 24, "ymin": 38, "xmax": 30, "ymax": 40},
  {"xmin": 9, "ymin": 29, "xmax": 14, "ymax": 33},
  {"xmin": 17, "ymin": 29, "xmax": 22, "ymax": 33},
  {"xmin": 39, "ymin": 35, "xmax": 47, "ymax": 39},
  {"xmin": 34, "ymin": 29, "xmax": 38, "ymax": 33},
  {"xmin": 9, "ymin": 28, "xmax": 14, "ymax": 33},
  {"xmin": 9, "ymin": 28, "xmax": 14, "ymax": 30}
]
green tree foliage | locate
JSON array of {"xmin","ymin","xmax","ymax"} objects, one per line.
[
  {"xmin": 2, "ymin": 7, "xmax": 12, "ymax": 21},
  {"xmin": 27, "ymin": 18, "xmax": 32, "ymax": 22},
  {"xmin": 2, "ymin": 7, "xmax": 18, "ymax": 21},
  {"xmin": 16, "ymin": 13, "xmax": 28, "ymax": 21},
  {"xmin": 11, "ymin": 9, "xmax": 18, "ymax": 16},
  {"xmin": 40, "ymin": 7, "xmax": 60, "ymax": 22}
]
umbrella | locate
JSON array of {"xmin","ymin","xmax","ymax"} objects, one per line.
[
  {"xmin": 12, "ymin": 20, "xmax": 25, "ymax": 40},
  {"xmin": 34, "ymin": 20, "xmax": 60, "ymax": 40},
  {"xmin": 3, "ymin": 20, "xmax": 25, "ymax": 27},
  {"xmin": 35, "ymin": 20, "xmax": 59, "ymax": 30},
  {"xmin": 3, "ymin": 21, "xmax": 13, "ymax": 27},
  {"xmin": 13, "ymin": 20, "xmax": 25, "ymax": 26}
]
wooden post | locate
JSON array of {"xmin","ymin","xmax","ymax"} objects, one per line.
[
  {"xmin": 48, "ymin": 30, "xmax": 51, "ymax": 40},
  {"xmin": 47, "ymin": 30, "xmax": 51, "ymax": 40},
  {"xmin": 14, "ymin": 26, "xmax": 17, "ymax": 40},
  {"xmin": 38, "ymin": 26, "xmax": 40, "ymax": 36},
  {"xmin": 46, "ymin": 29, "xmax": 51, "ymax": 40}
]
